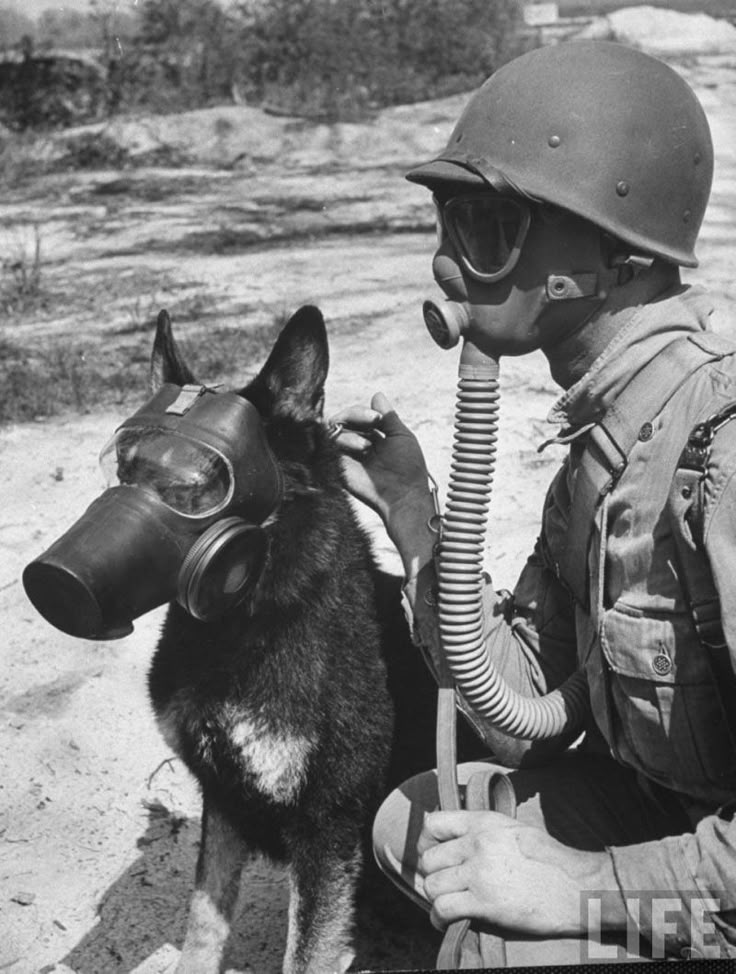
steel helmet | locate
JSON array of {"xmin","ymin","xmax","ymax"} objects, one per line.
[{"xmin": 407, "ymin": 41, "xmax": 713, "ymax": 267}]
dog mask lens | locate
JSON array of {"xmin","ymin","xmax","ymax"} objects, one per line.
[
  {"xmin": 100, "ymin": 428, "xmax": 233, "ymax": 518},
  {"xmin": 436, "ymin": 195, "xmax": 531, "ymax": 283}
]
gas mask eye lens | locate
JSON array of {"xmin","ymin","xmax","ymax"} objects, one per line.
[
  {"xmin": 441, "ymin": 195, "xmax": 531, "ymax": 283},
  {"xmin": 100, "ymin": 428, "xmax": 233, "ymax": 518}
]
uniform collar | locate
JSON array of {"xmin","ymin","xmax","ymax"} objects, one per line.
[{"xmin": 548, "ymin": 279, "xmax": 714, "ymax": 432}]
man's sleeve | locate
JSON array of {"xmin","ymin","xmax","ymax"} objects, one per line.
[
  {"xmin": 402, "ymin": 538, "xmax": 580, "ymax": 766},
  {"xmin": 609, "ymin": 812, "xmax": 736, "ymax": 958}
]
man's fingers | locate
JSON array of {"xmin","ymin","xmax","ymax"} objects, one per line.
[
  {"xmin": 370, "ymin": 391, "xmax": 393, "ymax": 415},
  {"xmin": 423, "ymin": 809, "xmax": 514, "ymax": 844},
  {"xmin": 423, "ymin": 863, "xmax": 468, "ymax": 899},
  {"xmin": 420, "ymin": 837, "xmax": 467, "ymax": 876},
  {"xmin": 327, "ymin": 405, "xmax": 383, "ymax": 433},
  {"xmin": 332, "ymin": 430, "xmax": 375, "ymax": 456},
  {"xmin": 329, "ymin": 394, "xmax": 412, "ymax": 441},
  {"xmin": 422, "ymin": 810, "xmax": 476, "ymax": 843},
  {"xmin": 429, "ymin": 891, "xmax": 478, "ymax": 931},
  {"xmin": 371, "ymin": 392, "xmax": 413, "ymax": 437}
]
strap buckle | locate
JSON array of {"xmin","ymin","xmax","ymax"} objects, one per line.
[
  {"xmin": 680, "ymin": 401, "xmax": 736, "ymax": 472},
  {"xmin": 427, "ymin": 473, "xmax": 443, "ymax": 557},
  {"xmin": 166, "ymin": 384, "xmax": 206, "ymax": 415}
]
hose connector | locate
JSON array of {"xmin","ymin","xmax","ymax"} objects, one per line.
[{"xmin": 423, "ymin": 299, "xmax": 470, "ymax": 350}]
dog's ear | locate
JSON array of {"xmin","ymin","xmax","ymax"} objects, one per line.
[
  {"xmin": 150, "ymin": 310, "xmax": 197, "ymax": 393},
  {"xmin": 245, "ymin": 305, "xmax": 329, "ymax": 420}
]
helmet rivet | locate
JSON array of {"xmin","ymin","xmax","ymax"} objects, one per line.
[
  {"xmin": 616, "ymin": 180, "xmax": 630, "ymax": 197},
  {"xmin": 548, "ymin": 134, "xmax": 561, "ymax": 148},
  {"xmin": 683, "ymin": 209, "xmax": 692, "ymax": 223},
  {"xmin": 694, "ymin": 151, "xmax": 702, "ymax": 165}
]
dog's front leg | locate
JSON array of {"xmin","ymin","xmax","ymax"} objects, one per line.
[
  {"xmin": 175, "ymin": 799, "xmax": 248, "ymax": 974},
  {"xmin": 283, "ymin": 834, "xmax": 361, "ymax": 974}
]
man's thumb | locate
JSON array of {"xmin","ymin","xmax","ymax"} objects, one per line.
[{"xmin": 371, "ymin": 392, "xmax": 410, "ymax": 435}]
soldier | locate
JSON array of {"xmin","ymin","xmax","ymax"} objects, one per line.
[{"xmin": 331, "ymin": 40, "xmax": 736, "ymax": 964}]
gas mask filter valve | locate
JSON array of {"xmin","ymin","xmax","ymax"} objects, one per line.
[{"xmin": 423, "ymin": 298, "xmax": 470, "ymax": 349}]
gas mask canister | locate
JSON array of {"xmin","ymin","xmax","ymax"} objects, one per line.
[{"xmin": 23, "ymin": 384, "xmax": 282, "ymax": 640}]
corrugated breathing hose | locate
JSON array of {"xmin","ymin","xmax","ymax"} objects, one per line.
[{"xmin": 437, "ymin": 341, "xmax": 589, "ymax": 741}]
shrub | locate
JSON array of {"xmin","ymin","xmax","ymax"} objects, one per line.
[
  {"xmin": 235, "ymin": 0, "xmax": 526, "ymax": 119},
  {"xmin": 1, "ymin": 224, "xmax": 44, "ymax": 314},
  {"xmin": 104, "ymin": 0, "xmax": 525, "ymax": 120},
  {"xmin": 55, "ymin": 131, "xmax": 129, "ymax": 169},
  {"xmin": 106, "ymin": 0, "xmax": 243, "ymax": 115},
  {"xmin": 2, "ymin": 0, "xmax": 527, "ymax": 127}
]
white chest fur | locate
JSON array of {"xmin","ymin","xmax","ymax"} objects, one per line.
[{"xmin": 229, "ymin": 715, "xmax": 313, "ymax": 804}]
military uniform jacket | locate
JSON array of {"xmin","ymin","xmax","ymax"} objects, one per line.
[{"xmin": 407, "ymin": 284, "xmax": 736, "ymax": 956}]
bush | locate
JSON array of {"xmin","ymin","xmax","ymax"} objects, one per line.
[
  {"xmin": 56, "ymin": 131, "xmax": 129, "ymax": 169},
  {"xmin": 105, "ymin": 0, "xmax": 525, "ymax": 120},
  {"xmin": 107, "ymin": 0, "xmax": 243, "ymax": 114},
  {"xmin": 2, "ymin": 0, "xmax": 527, "ymax": 126},
  {"xmin": 235, "ymin": 0, "xmax": 526, "ymax": 119},
  {"xmin": 1, "ymin": 224, "xmax": 44, "ymax": 314},
  {"xmin": 0, "ymin": 48, "xmax": 107, "ymax": 131}
]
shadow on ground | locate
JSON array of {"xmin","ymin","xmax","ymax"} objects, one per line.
[{"xmin": 61, "ymin": 801, "xmax": 439, "ymax": 973}]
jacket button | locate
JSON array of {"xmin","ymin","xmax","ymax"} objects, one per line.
[
  {"xmin": 652, "ymin": 653, "xmax": 672, "ymax": 676},
  {"xmin": 638, "ymin": 422, "xmax": 654, "ymax": 442}
]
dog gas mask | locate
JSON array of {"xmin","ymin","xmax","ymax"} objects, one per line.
[{"xmin": 23, "ymin": 382, "xmax": 282, "ymax": 640}]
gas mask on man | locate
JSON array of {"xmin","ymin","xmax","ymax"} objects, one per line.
[
  {"xmin": 23, "ymin": 382, "xmax": 282, "ymax": 640},
  {"xmin": 400, "ymin": 40, "xmax": 714, "ymax": 743}
]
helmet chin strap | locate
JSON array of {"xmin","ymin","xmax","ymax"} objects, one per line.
[
  {"xmin": 546, "ymin": 262, "xmax": 624, "ymax": 304},
  {"xmin": 546, "ymin": 272, "xmax": 601, "ymax": 301}
]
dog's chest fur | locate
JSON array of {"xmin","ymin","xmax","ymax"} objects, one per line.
[{"xmin": 158, "ymin": 697, "xmax": 314, "ymax": 805}]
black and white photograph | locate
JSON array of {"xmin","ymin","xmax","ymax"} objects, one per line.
[{"xmin": 1, "ymin": 1, "xmax": 736, "ymax": 972}]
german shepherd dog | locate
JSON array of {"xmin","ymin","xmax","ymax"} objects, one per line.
[{"xmin": 147, "ymin": 305, "xmax": 457, "ymax": 973}]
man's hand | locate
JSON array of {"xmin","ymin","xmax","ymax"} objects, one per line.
[
  {"xmin": 419, "ymin": 810, "xmax": 627, "ymax": 936},
  {"xmin": 328, "ymin": 392, "xmax": 436, "ymax": 577}
]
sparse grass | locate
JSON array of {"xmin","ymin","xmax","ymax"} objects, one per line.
[
  {"xmin": 171, "ymin": 218, "xmax": 430, "ymax": 257},
  {"xmin": 0, "ymin": 314, "xmax": 288, "ymax": 425},
  {"xmin": 55, "ymin": 132, "xmax": 130, "ymax": 170},
  {"xmin": 116, "ymin": 289, "xmax": 220, "ymax": 336},
  {"xmin": 180, "ymin": 319, "xmax": 286, "ymax": 388},
  {"xmin": 0, "ymin": 337, "xmax": 144, "ymax": 424},
  {"xmin": 89, "ymin": 174, "xmax": 216, "ymax": 203},
  {"xmin": 1, "ymin": 224, "xmax": 45, "ymax": 315},
  {"xmin": 0, "ymin": 132, "xmax": 52, "ymax": 189}
]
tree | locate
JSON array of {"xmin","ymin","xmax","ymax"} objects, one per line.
[{"xmin": 233, "ymin": 0, "xmax": 526, "ymax": 119}]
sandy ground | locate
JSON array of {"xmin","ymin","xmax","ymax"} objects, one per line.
[{"xmin": 1, "ymin": 51, "xmax": 736, "ymax": 974}]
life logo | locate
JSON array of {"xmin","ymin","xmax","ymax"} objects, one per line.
[{"xmin": 581, "ymin": 889, "xmax": 725, "ymax": 961}]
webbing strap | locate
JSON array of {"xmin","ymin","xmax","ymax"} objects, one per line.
[
  {"xmin": 669, "ymin": 425, "xmax": 736, "ymax": 755},
  {"xmin": 559, "ymin": 333, "xmax": 736, "ymax": 607},
  {"xmin": 436, "ymin": 772, "xmax": 516, "ymax": 969}
]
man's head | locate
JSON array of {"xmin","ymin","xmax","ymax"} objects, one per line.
[{"xmin": 410, "ymin": 41, "xmax": 714, "ymax": 358}]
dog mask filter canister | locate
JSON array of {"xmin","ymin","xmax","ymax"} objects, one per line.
[{"xmin": 23, "ymin": 383, "xmax": 283, "ymax": 640}]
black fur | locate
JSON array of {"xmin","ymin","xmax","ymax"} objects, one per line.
[{"xmin": 146, "ymin": 306, "xmax": 460, "ymax": 973}]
